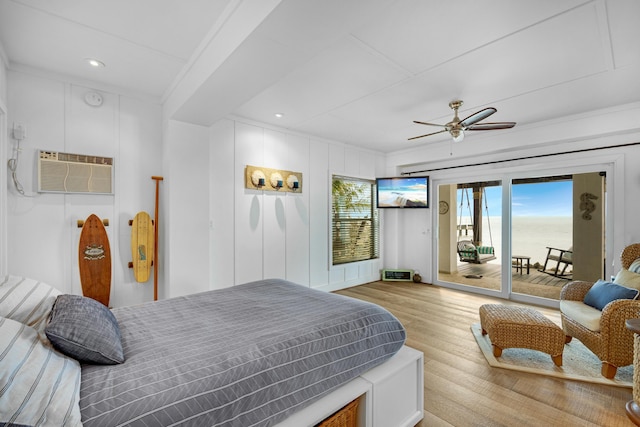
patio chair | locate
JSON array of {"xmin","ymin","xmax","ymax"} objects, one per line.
[
  {"xmin": 559, "ymin": 243, "xmax": 640, "ymax": 379},
  {"xmin": 540, "ymin": 246, "xmax": 572, "ymax": 278}
]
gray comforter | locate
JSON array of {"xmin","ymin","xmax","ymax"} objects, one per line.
[{"xmin": 79, "ymin": 279, "xmax": 405, "ymax": 426}]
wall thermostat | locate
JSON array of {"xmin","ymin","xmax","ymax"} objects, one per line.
[{"xmin": 84, "ymin": 91, "xmax": 103, "ymax": 107}]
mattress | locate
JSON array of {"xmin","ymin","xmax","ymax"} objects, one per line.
[{"xmin": 79, "ymin": 279, "xmax": 406, "ymax": 426}]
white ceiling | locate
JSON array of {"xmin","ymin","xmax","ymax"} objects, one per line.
[{"xmin": 1, "ymin": 0, "xmax": 639, "ymax": 153}]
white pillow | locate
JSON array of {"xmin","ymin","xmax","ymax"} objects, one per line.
[
  {"xmin": 613, "ymin": 268, "xmax": 640, "ymax": 291},
  {"xmin": 0, "ymin": 316, "xmax": 82, "ymax": 426},
  {"xmin": 0, "ymin": 275, "xmax": 61, "ymax": 334}
]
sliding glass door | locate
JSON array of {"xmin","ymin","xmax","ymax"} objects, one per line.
[{"xmin": 436, "ymin": 170, "xmax": 606, "ymax": 305}]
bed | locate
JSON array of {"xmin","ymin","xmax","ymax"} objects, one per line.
[{"xmin": 1, "ymin": 276, "xmax": 412, "ymax": 426}]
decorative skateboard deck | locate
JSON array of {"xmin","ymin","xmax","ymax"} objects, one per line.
[
  {"xmin": 78, "ymin": 214, "xmax": 111, "ymax": 306},
  {"xmin": 130, "ymin": 211, "xmax": 154, "ymax": 283}
]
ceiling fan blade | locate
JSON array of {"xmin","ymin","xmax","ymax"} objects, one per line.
[
  {"xmin": 466, "ymin": 121, "xmax": 516, "ymax": 131},
  {"xmin": 459, "ymin": 107, "xmax": 496, "ymax": 128},
  {"xmin": 407, "ymin": 129, "xmax": 447, "ymax": 140},
  {"xmin": 413, "ymin": 120, "xmax": 446, "ymax": 127}
]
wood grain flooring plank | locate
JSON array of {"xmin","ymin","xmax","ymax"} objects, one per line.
[{"xmin": 335, "ymin": 281, "xmax": 634, "ymax": 426}]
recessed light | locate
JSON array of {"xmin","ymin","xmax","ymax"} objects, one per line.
[
  {"xmin": 85, "ymin": 58, "xmax": 105, "ymax": 68},
  {"xmin": 274, "ymin": 113, "xmax": 284, "ymax": 118}
]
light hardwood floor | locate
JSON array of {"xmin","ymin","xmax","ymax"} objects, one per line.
[{"xmin": 335, "ymin": 281, "xmax": 635, "ymax": 427}]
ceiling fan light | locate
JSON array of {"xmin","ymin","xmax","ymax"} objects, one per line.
[
  {"xmin": 452, "ymin": 129, "xmax": 465, "ymax": 142},
  {"xmin": 408, "ymin": 100, "xmax": 515, "ymax": 142}
]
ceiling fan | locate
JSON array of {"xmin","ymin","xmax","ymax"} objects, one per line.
[{"xmin": 409, "ymin": 100, "xmax": 516, "ymax": 142}]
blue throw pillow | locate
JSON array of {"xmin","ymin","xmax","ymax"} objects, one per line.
[
  {"xmin": 45, "ymin": 294, "xmax": 124, "ymax": 364},
  {"xmin": 583, "ymin": 280, "xmax": 639, "ymax": 311}
]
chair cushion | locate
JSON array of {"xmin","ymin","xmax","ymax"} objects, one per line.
[
  {"xmin": 560, "ymin": 300, "xmax": 602, "ymax": 332},
  {"xmin": 583, "ymin": 280, "xmax": 639, "ymax": 311},
  {"xmin": 476, "ymin": 246, "xmax": 494, "ymax": 255},
  {"xmin": 614, "ymin": 268, "xmax": 640, "ymax": 290},
  {"xmin": 548, "ymin": 249, "xmax": 572, "ymax": 264}
]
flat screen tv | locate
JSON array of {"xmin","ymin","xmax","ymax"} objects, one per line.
[{"xmin": 376, "ymin": 176, "xmax": 429, "ymax": 208}]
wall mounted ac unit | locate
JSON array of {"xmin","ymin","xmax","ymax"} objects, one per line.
[{"xmin": 38, "ymin": 150, "xmax": 113, "ymax": 194}]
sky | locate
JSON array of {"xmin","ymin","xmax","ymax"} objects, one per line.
[{"xmin": 457, "ymin": 180, "xmax": 573, "ymax": 218}]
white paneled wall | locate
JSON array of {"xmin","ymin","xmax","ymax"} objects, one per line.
[
  {"xmin": 283, "ymin": 133, "xmax": 310, "ymax": 286},
  {"xmin": 0, "ymin": 95, "xmax": 9, "ymax": 275},
  {"xmin": 163, "ymin": 120, "xmax": 210, "ymax": 299},
  {"xmin": 308, "ymin": 140, "xmax": 329, "ymax": 288},
  {"xmin": 0, "ymin": 61, "xmax": 6, "ymax": 276},
  {"xmin": 262, "ymin": 129, "xmax": 288, "ymax": 280},
  {"xmin": 209, "ymin": 119, "xmax": 235, "ymax": 289},
  {"xmin": 115, "ymin": 96, "xmax": 163, "ymax": 304},
  {"xmin": 0, "ymin": 59, "xmax": 6, "ymax": 102},
  {"xmin": 5, "ymin": 68, "xmax": 386, "ymax": 304},
  {"xmin": 210, "ymin": 119, "xmax": 384, "ymax": 291},
  {"xmin": 6, "ymin": 70, "xmax": 162, "ymax": 307},
  {"xmin": 234, "ymin": 122, "xmax": 265, "ymax": 285}
]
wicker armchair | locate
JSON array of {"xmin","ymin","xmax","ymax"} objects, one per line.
[{"xmin": 560, "ymin": 243, "xmax": 640, "ymax": 379}]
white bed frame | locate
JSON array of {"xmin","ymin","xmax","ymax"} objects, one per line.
[{"xmin": 276, "ymin": 346, "xmax": 424, "ymax": 427}]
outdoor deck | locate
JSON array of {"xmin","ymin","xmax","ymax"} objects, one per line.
[{"xmin": 437, "ymin": 261, "xmax": 571, "ymax": 300}]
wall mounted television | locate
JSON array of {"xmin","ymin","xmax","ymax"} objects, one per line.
[{"xmin": 376, "ymin": 176, "xmax": 429, "ymax": 208}]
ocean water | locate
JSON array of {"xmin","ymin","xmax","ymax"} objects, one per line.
[{"xmin": 461, "ymin": 216, "xmax": 572, "ymax": 266}]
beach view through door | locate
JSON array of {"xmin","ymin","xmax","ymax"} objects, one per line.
[
  {"xmin": 437, "ymin": 180, "xmax": 502, "ymax": 293},
  {"xmin": 437, "ymin": 172, "xmax": 606, "ymax": 302},
  {"xmin": 512, "ymin": 173, "xmax": 605, "ymax": 300},
  {"xmin": 511, "ymin": 176, "xmax": 574, "ymax": 300}
]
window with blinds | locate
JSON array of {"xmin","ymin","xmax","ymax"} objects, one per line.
[{"xmin": 332, "ymin": 176, "xmax": 379, "ymax": 265}]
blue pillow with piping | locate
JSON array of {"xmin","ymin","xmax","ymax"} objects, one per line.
[{"xmin": 583, "ymin": 280, "xmax": 639, "ymax": 311}]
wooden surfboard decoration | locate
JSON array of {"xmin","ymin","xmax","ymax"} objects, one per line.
[
  {"xmin": 130, "ymin": 211, "xmax": 154, "ymax": 283},
  {"xmin": 78, "ymin": 214, "xmax": 111, "ymax": 307}
]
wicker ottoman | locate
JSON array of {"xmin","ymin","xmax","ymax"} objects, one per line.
[{"xmin": 479, "ymin": 304, "xmax": 565, "ymax": 367}]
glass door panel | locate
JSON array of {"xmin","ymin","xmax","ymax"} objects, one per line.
[
  {"xmin": 511, "ymin": 172, "xmax": 605, "ymax": 301},
  {"xmin": 437, "ymin": 180, "xmax": 502, "ymax": 293},
  {"xmin": 511, "ymin": 176, "xmax": 573, "ymax": 300}
]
